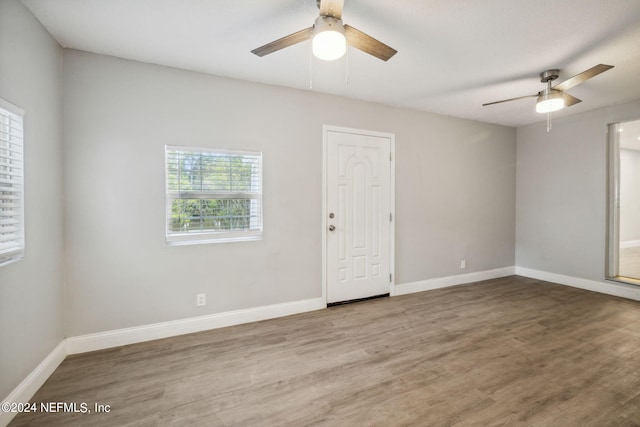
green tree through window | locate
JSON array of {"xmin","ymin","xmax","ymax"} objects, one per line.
[{"xmin": 165, "ymin": 146, "xmax": 262, "ymax": 244}]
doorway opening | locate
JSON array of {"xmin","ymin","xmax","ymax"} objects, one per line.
[{"xmin": 607, "ymin": 118, "xmax": 640, "ymax": 285}]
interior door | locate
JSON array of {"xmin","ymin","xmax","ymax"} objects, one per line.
[{"xmin": 325, "ymin": 127, "xmax": 393, "ymax": 303}]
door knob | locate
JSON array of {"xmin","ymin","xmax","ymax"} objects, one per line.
[{"xmin": 329, "ymin": 225, "xmax": 336, "ymax": 231}]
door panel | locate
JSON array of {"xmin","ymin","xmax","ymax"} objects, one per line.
[{"xmin": 326, "ymin": 128, "xmax": 392, "ymax": 303}]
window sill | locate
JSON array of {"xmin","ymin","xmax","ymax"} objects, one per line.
[
  {"xmin": 166, "ymin": 234, "xmax": 262, "ymax": 246},
  {"xmin": 0, "ymin": 253, "xmax": 24, "ymax": 268}
]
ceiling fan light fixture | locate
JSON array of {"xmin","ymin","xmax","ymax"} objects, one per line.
[
  {"xmin": 536, "ymin": 90, "xmax": 565, "ymax": 113},
  {"xmin": 312, "ymin": 16, "xmax": 346, "ymax": 61}
]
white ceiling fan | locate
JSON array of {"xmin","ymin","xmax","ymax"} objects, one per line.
[
  {"xmin": 483, "ymin": 64, "xmax": 614, "ymax": 113},
  {"xmin": 251, "ymin": 0, "xmax": 397, "ymax": 62}
]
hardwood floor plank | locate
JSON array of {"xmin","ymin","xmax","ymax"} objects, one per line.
[{"xmin": 9, "ymin": 275, "xmax": 640, "ymax": 426}]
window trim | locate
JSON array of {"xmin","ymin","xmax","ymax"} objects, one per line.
[
  {"xmin": 0, "ymin": 97, "xmax": 25, "ymax": 267},
  {"xmin": 164, "ymin": 145, "xmax": 263, "ymax": 245}
]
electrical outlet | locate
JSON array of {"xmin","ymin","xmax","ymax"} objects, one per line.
[
  {"xmin": 196, "ymin": 293, "xmax": 206, "ymax": 307},
  {"xmin": 460, "ymin": 260, "xmax": 466, "ymax": 269}
]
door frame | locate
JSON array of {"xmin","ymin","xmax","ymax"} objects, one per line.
[
  {"xmin": 321, "ymin": 125, "xmax": 396, "ymax": 304},
  {"xmin": 606, "ymin": 118, "xmax": 640, "ymax": 285}
]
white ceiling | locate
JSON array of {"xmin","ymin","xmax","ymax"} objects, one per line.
[{"xmin": 21, "ymin": 0, "xmax": 640, "ymax": 127}]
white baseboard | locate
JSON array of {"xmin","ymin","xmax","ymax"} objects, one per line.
[
  {"xmin": 515, "ymin": 267, "xmax": 640, "ymax": 301},
  {"xmin": 620, "ymin": 240, "xmax": 640, "ymax": 249},
  {"xmin": 1, "ymin": 340, "xmax": 67, "ymax": 427},
  {"xmin": 67, "ymin": 297, "xmax": 326, "ymax": 355},
  {"xmin": 394, "ymin": 266, "xmax": 516, "ymax": 296}
]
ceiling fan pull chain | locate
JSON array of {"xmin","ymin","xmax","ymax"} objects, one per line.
[
  {"xmin": 345, "ymin": 46, "xmax": 350, "ymax": 85},
  {"xmin": 546, "ymin": 81, "xmax": 552, "ymax": 132},
  {"xmin": 309, "ymin": 44, "xmax": 314, "ymax": 89}
]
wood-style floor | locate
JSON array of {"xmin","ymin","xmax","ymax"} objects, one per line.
[
  {"xmin": 620, "ymin": 246, "xmax": 640, "ymax": 280},
  {"xmin": 10, "ymin": 275, "xmax": 640, "ymax": 426}
]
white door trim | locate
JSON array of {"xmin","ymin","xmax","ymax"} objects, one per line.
[{"xmin": 322, "ymin": 125, "xmax": 396, "ymax": 304}]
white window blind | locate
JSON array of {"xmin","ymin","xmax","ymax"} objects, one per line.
[
  {"xmin": 165, "ymin": 145, "xmax": 262, "ymax": 244},
  {"xmin": 0, "ymin": 99, "xmax": 25, "ymax": 266}
]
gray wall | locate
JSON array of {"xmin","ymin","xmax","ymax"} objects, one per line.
[
  {"xmin": 63, "ymin": 50, "xmax": 516, "ymax": 336},
  {"xmin": 516, "ymin": 99, "xmax": 640, "ymax": 282},
  {"xmin": 0, "ymin": 0, "xmax": 64, "ymax": 399},
  {"xmin": 620, "ymin": 148, "xmax": 640, "ymax": 243}
]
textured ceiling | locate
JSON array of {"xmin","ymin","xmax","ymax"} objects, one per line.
[{"xmin": 21, "ymin": 0, "xmax": 640, "ymax": 127}]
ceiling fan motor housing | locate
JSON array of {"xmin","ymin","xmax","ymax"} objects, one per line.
[
  {"xmin": 540, "ymin": 69, "xmax": 560, "ymax": 83},
  {"xmin": 314, "ymin": 16, "xmax": 344, "ymax": 35}
]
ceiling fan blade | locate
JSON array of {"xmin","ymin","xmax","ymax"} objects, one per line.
[
  {"xmin": 251, "ymin": 27, "xmax": 314, "ymax": 57},
  {"xmin": 482, "ymin": 94, "xmax": 537, "ymax": 106},
  {"xmin": 318, "ymin": 0, "xmax": 344, "ymax": 19},
  {"xmin": 343, "ymin": 25, "xmax": 397, "ymax": 61},
  {"xmin": 552, "ymin": 64, "xmax": 614, "ymax": 91},
  {"xmin": 562, "ymin": 92, "xmax": 582, "ymax": 107}
]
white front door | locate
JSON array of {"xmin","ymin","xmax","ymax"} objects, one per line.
[{"xmin": 325, "ymin": 126, "xmax": 394, "ymax": 304}]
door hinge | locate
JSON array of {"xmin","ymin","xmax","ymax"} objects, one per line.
[
  {"xmin": 389, "ymin": 152, "xmax": 392, "ymax": 161},
  {"xmin": 390, "ymin": 273, "xmax": 393, "ymax": 282},
  {"xmin": 390, "ymin": 213, "xmax": 393, "ymax": 222}
]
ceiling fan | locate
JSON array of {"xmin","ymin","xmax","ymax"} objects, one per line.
[
  {"xmin": 251, "ymin": 0, "xmax": 397, "ymax": 62},
  {"xmin": 483, "ymin": 64, "xmax": 614, "ymax": 113}
]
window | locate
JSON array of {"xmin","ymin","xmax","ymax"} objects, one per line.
[
  {"xmin": 0, "ymin": 98, "xmax": 25, "ymax": 267},
  {"xmin": 165, "ymin": 146, "xmax": 262, "ymax": 245}
]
